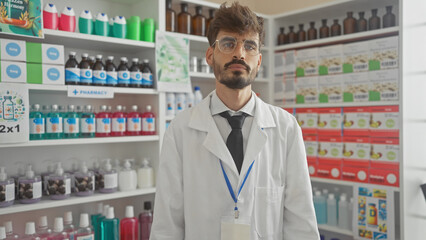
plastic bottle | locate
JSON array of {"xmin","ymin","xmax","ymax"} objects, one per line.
[
  {"xmin": 141, "ymin": 105, "xmax": 156, "ymax": 135},
  {"xmin": 176, "ymin": 93, "xmax": 186, "ymax": 114},
  {"xmin": 119, "ymin": 159, "xmax": 137, "ymax": 191},
  {"xmin": 327, "ymin": 193, "xmax": 337, "ymax": 226},
  {"xmin": 96, "ymin": 105, "xmax": 111, "ymax": 137},
  {"xmin": 46, "ymin": 104, "xmax": 63, "ymax": 139},
  {"xmin": 65, "ymin": 52, "xmax": 80, "ymax": 85},
  {"xmin": 139, "ymin": 202, "xmax": 153, "ymax": 240},
  {"xmin": 22, "ymin": 222, "xmax": 39, "ymax": 240},
  {"xmin": 37, "ymin": 216, "xmax": 52, "ymax": 240},
  {"xmin": 100, "ymin": 207, "xmax": 119, "ymax": 240},
  {"xmin": 63, "ymin": 105, "xmax": 80, "ymax": 139},
  {"xmin": 194, "ymin": 86, "xmax": 203, "ymax": 105},
  {"xmin": 47, "ymin": 217, "xmax": 68, "ymax": 240},
  {"xmin": 99, "ymin": 159, "xmax": 118, "ymax": 193},
  {"xmin": 348, "ymin": 197, "xmax": 353, "ymax": 231},
  {"xmin": 59, "ymin": 7, "xmax": 76, "ymax": 32},
  {"xmin": 4, "ymin": 221, "xmax": 20, "ymax": 239},
  {"xmin": 43, "ymin": 3, "xmax": 59, "ymax": 30},
  {"xmin": 111, "ymin": 105, "xmax": 126, "ymax": 137},
  {"xmin": 74, "ymin": 162, "xmax": 95, "ymax": 196},
  {"xmin": 338, "ymin": 194, "xmax": 349, "ymax": 230},
  {"xmin": 95, "ymin": 204, "xmax": 110, "ymax": 240},
  {"xmin": 90, "ymin": 203, "xmax": 103, "ymax": 240},
  {"xmin": 18, "ymin": 165, "xmax": 42, "ymax": 204},
  {"xmin": 120, "ymin": 206, "xmax": 139, "ymax": 240},
  {"xmin": 186, "ymin": 91, "xmax": 195, "ymax": 108},
  {"xmin": 129, "ymin": 58, "xmax": 142, "ymax": 88},
  {"xmin": 63, "ymin": 211, "xmax": 75, "ymax": 240},
  {"xmin": 92, "ymin": 55, "xmax": 107, "ymax": 86},
  {"xmin": 313, "ymin": 190, "xmax": 327, "ymax": 225},
  {"xmin": 47, "ymin": 163, "xmax": 71, "ymax": 200},
  {"xmin": 29, "ymin": 104, "xmax": 45, "ymax": 140},
  {"xmin": 75, "ymin": 213, "xmax": 94, "ymax": 240},
  {"xmin": 0, "ymin": 167, "xmax": 14, "ymax": 207},
  {"xmin": 126, "ymin": 105, "xmax": 142, "ymax": 136},
  {"xmin": 117, "ymin": 57, "xmax": 130, "ymax": 88},
  {"xmin": 79, "ymin": 53, "xmax": 93, "ymax": 86},
  {"xmin": 141, "ymin": 59, "xmax": 153, "ymax": 88},
  {"xmin": 166, "ymin": 93, "xmax": 175, "ymax": 116},
  {"xmin": 80, "ymin": 105, "xmax": 96, "ymax": 138},
  {"xmin": 137, "ymin": 158, "xmax": 155, "ymax": 188},
  {"xmin": 105, "ymin": 56, "xmax": 118, "ymax": 87},
  {"xmin": 0, "ymin": 226, "xmax": 5, "ymax": 240}
]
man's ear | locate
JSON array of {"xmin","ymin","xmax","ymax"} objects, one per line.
[
  {"xmin": 257, "ymin": 53, "xmax": 262, "ymax": 71},
  {"xmin": 206, "ymin": 46, "xmax": 214, "ymax": 66}
]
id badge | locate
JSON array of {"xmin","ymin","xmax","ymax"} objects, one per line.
[{"xmin": 221, "ymin": 216, "xmax": 251, "ymax": 240}]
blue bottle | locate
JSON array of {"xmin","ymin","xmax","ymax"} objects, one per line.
[
  {"xmin": 64, "ymin": 105, "xmax": 80, "ymax": 139},
  {"xmin": 313, "ymin": 190, "xmax": 327, "ymax": 224},
  {"xmin": 100, "ymin": 206, "xmax": 119, "ymax": 240},
  {"xmin": 29, "ymin": 104, "xmax": 45, "ymax": 140},
  {"xmin": 46, "ymin": 104, "xmax": 63, "ymax": 139}
]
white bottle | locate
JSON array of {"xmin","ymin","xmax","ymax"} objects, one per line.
[
  {"xmin": 22, "ymin": 222, "xmax": 38, "ymax": 240},
  {"xmin": 118, "ymin": 159, "xmax": 137, "ymax": 191},
  {"xmin": 137, "ymin": 158, "xmax": 155, "ymax": 188},
  {"xmin": 194, "ymin": 86, "xmax": 203, "ymax": 105},
  {"xmin": 338, "ymin": 194, "xmax": 349, "ymax": 230},
  {"xmin": 176, "ymin": 93, "xmax": 186, "ymax": 114},
  {"xmin": 50, "ymin": 217, "xmax": 69, "ymax": 240},
  {"xmin": 166, "ymin": 93, "xmax": 175, "ymax": 116},
  {"xmin": 348, "ymin": 197, "xmax": 353, "ymax": 231},
  {"xmin": 0, "ymin": 226, "xmax": 5, "ymax": 240},
  {"xmin": 327, "ymin": 193, "xmax": 337, "ymax": 226},
  {"xmin": 186, "ymin": 91, "xmax": 195, "ymax": 108}
]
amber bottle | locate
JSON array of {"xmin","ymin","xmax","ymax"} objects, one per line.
[
  {"xmin": 166, "ymin": 0, "xmax": 176, "ymax": 32},
  {"xmin": 319, "ymin": 19, "xmax": 329, "ymax": 39},
  {"xmin": 383, "ymin": 6, "xmax": 396, "ymax": 28},
  {"xmin": 297, "ymin": 24, "xmax": 306, "ymax": 42},
  {"xmin": 331, "ymin": 19, "xmax": 341, "ymax": 37},
  {"xmin": 277, "ymin": 27, "xmax": 287, "ymax": 45},
  {"xmin": 206, "ymin": 9, "xmax": 215, "ymax": 34},
  {"xmin": 357, "ymin": 12, "xmax": 367, "ymax": 32},
  {"xmin": 192, "ymin": 6, "xmax": 206, "ymax": 36},
  {"xmin": 307, "ymin": 21, "xmax": 317, "ymax": 40},
  {"xmin": 369, "ymin": 9, "xmax": 380, "ymax": 30},
  {"xmin": 177, "ymin": 3, "xmax": 192, "ymax": 34},
  {"xmin": 288, "ymin": 26, "xmax": 297, "ymax": 43},
  {"xmin": 344, "ymin": 12, "xmax": 356, "ymax": 34}
]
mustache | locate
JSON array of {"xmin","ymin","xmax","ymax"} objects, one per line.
[{"xmin": 224, "ymin": 59, "xmax": 251, "ymax": 72}]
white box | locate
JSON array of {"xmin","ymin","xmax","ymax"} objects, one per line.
[
  {"xmin": 343, "ymin": 72, "xmax": 370, "ymax": 102},
  {"xmin": 274, "ymin": 52, "xmax": 285, "ymax": 76},
  {"xmin": 369, "ymin": 69, "xmax": 399, "ymax": 101},
  {"xmin": 43, "ymin": 64, "xmax": 65, "ymax": 85},
  {"xmin": 296, "ymin": 76, "xmax": 318, "ymax": 104},
  {"xmin": 319, "ymin": 75, "xmax": 343, "ymax": 103},
  {"xmin": 284, "ymin": 50, "xmax": 296, "ymax": 76},
  {"xmin": 296, "ymin": 48, "xmax": 318, "ymax": 77},
  {"xmin": 343, "ymin": 41, "xmax": 369, "ymax": 73},
  {"xmin": 319, "ymin": 45, "xmax": 343, "ymax": 75},
  {"xmin": 42, "ymin": 44, "xmax": 65, "ymax": 65},
  {"xmin": 0, "ymin": 61, "xmax": 26, "ymax": 83},
  {"xmin": 0, "ymin": 39, "xmax": 26, "ymax": 62},
  {"xmin": 369, "ymin": 36, "xmax": 399, "ymax": 70}
]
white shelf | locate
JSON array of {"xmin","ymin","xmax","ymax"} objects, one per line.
[
  {"xmin": 43, "ymin": 29, "xmax": 155, "ymax": 53},
  {"xmin": 278, "ymin": 101, "xmax": 400, "ymax": 109},
  {"xmin": 311, "ymin": 177, "xmax": 400, "ymax": 192},
  {"xmin": 0, "ymin": 135, "xmax": 160, "ymax": 148},
  {"xmin": 25, "ymin": 84, "xmax": 158, "ymax": 95},
  {"xmin": 318, "ymin": 224, "xmax": 353, "ymax": 236},
  {"xmin": 0, "ymin": 188, "xmax": 156, "ymax": 215},
  {"xmin": 165, "ymin": 115, "xmax": 175, "ymax": 121},
  {"xmin": 275, "ymin": 27, "xmax": 399, "ymax": 51}
]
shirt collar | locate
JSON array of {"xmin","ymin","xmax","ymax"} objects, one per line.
[{"xmin": 210, "ymin": 90, "xmax": 255, "ymax": 117}]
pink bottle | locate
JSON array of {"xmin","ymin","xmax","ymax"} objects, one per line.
[
  {"xmin": 139, "ymin": 202, "xmax": 153, "ymax": 240},
  {"xmin": 22, "ymin": 222, "xmax": 40, "ymax": 240},
  {"xmin": 120, "ymin": 206, "xmax": 139, "ymax": 240},
  {"xmin": 59, "ymin": 7, "xmax": 76, "ymax": 32},
  {"xmin": 37, "ymin": 216, "xmax": 52, "ymax": 240},
  {"xmin": 141, "ymin": 105, "xmax": 156, "ymax": 135},
  {"xmin": 74, "ymin": 214, "xmax": 94, "ymax": 239},
  {"xmin": 111, "ymin": 105, "xmax": 126, "ymax": 137},
  {"xmin": 43, "ymin": 3, "xmax": 59, "ymax": 30},
  {"xmin": 63, "ymin": 212, "xmax": 75, "ymax": 240},
  {"xmin": 96, "ymin": 105, "xmax": 111, "ymax": 137},
  {"xmin": 47, "ymin": 217, "xmax": 68, "ymax": 240},
  {"xmin": 126, "ymin": 105, "xmax": 141, "ymax": 136}
]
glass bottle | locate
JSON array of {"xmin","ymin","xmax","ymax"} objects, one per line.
[
  {"xmin": 307, "ymin": 22, "xmax": 317, "ymax": 40},
  {"xmin": 344, "ymin": 12, "xmax": 356, "ymax": 34},
  {"xmin": 357, "ymin": 12, "xmax": 367, "ymax": 32},
  {"xmin": 65, "ymin": 52, "xmax": 80, "ymax": 85},
  {"xmin": 297, "ymin": 24, "xmax": 306, "ymax": 42},
  {"xmin": 277, "ymin": 27, "xmax": 286, "ymax": 45},
  {"xmin": 92, "ymin": 55, "xmax": 106, "ymax": 86},
  {"xmin": 177, "ymin": 3, "xmax": 191, "ymax": 34},
  {"xmin": 129, "ymin": 58, "xmax": 142, "ymax": 88},
  {"xmin": 166, "ymin": 0, "xmax": 176, "ymax": 32},
  {"xmin": 331, "ymin": 19, "xmax": 341, "ymax": 36},
  {"xmin": 192, "ymin": 6, "xmax": 206, "ymax": 36},
  {"xmin": 287, "ymin": 26, "xmax": 297, "ymax": 43},
  {"xmin": 369, "ymin": 9, "xmax": 380, "ymax": 30},
  {"xmin": 206, "ymin": 9, "xmax": 215, "ymax": 34},
  {"xmin": 319, "ymin": 19, "xmax": 329, "ymax": 38},
  {"xmin": 105, "ymin": 56, "xmax": 118, "ymax": 87},
  {"xmin": 79, "ymin": 53, "xmax": 92, "ymax": 86},
  {"xmin": 383, "ymin": 6, "xmax": 396, "ymax": 28},
  {"xmin": 80, "ymin": 105, "xmax": 96, "ymax": 138}
]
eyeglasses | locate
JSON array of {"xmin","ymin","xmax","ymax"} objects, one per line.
[{"xmin": 211, "ymin": 36, "xmax": 260, "ymax": 56}]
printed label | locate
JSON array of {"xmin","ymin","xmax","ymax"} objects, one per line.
[
  {"xmin": 30, "ymin": 118, "xmax": 45, "ymax": 134},
  {"xmin": 46, "ymin": 47, "xmax": 60, "ymax": 61},
  {"xmin": 96, "ymin": 118, "xmax": 111, "ymax": 133},
  {"xmin": 81, "ymin": 117, "xmax": 96, "ymax": 133},
  {"xmin": 47, "ymin": 68, "xmax": 61, "ymax": 81},
  {"xmin": 6, "ymin": 64, "xmax": 21, "ymax": 78},
  {"xmin": 142, "ymin": 117, "xmax": 155, "ymax": 132},
  {"xmin": 66, "ymin": 68, "xmax": 81, "ymax": 83},
  {"xmin": 64, "ymin": 117, "xmax": 80, "ymax": 133},
  {"xmin": 76, "ymin": 234, "xmax": 94, "ymax": 240},
  {"xmin": 32, "ymin": 181, "xmax": 42, "ymax": 199},
  {"xmin": 93, "ymin": 70, "xmax": 107, "ymax": 84},
  {"xmin": 107, "ymin": 71, "xmax": 118, "ymax": 85},
  {"xmin": 0, "ymin": 183, "xmax": 15, "ymax": 202},
  {"xmin": 112, "ymin": 118, "xmax": 126, "ymax": 132},
  {"xmin": 118, "ymin": 71, "xmax": 130, "ymax": 84},
  {"xmin": 142, "ymin": 73, "xmax": 153, "ymax": 86},
  {"xmin": 80, "ymin": 69, "xmax": 93, "ymax": 83},
  {"xmin": 5, "ymin": 42, "xmax": 21, "ymax": 57},
  {"xmin": 65, "ymin": 178, "xmax": 71, "ymax": 195},
  {"xmin": 104, "ymin": 173, "xmax": 118, "ymax": 189},
  {"xmin": 130, "ymin": 72, "xmax": 142, "ymax": 84},
  {"xmin": 46, "ymin": 117, "xmax": 63, "ymax": 133},
  {"xmin": 127, "ymin": 118, "xmax": 141, "ymax": 132}
]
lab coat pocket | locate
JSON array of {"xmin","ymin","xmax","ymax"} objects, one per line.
[{"xmin": 254, "ymin": 186, "xmax": 284, "ymax": 239}]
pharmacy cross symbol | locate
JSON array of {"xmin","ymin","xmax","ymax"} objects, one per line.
[{"xmin": 73, "ymin": 90, "xmax": 78, "ymax": 95}]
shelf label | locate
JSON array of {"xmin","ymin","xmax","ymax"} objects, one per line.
[
  {"xmin": 67, "ymin": 86, "xmax": 114, "ymax": 99},
  {"xmin": 0, "ymin": 83, "xmax": 29, "ymax": 143}
]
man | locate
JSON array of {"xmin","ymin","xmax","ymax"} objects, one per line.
[{"xmin": 151, "ymin": 2, "xmax": 320, "ymax": 240}]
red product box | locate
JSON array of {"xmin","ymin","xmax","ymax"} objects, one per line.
[
  {"xmin": 342, "ymin": 136, "xmax": 370, "ymax": 167},
  {"xmin": 370, "ymin": 105, "xmax": 399, "ymax": 138},
  {"xmin": 304, "ymin": 135, "xmax": 318, "ymax": 162},
  {"xmin": 369, "ymin": 167, "xmax": 399, "ymax": 187},
  {"xmin": 343, "ymin": 107, "xmax": 370, "ymax": 136},
  {"xmin": 307, "ymin": 160, "xmax": 317, "ymax": 177},
  {"xmin": 296, "ymin": 108, "xmax": 318, "ymax": 135},
  {"xmin": 370, "ymin": 138, "xmax": 400, "ymax": 169},
  {"xmin": 316, "ymin": 162, "xmax": 342, "ymax": 180},
  {"xmin": 282, "ymin": 108, "xmax": 294, "ymax": 115},
  {"xmin": 318, "ymin": 136, "xmax": 343, "ymax": 165},
  {"xmin": 317, "ymin": 107, "xmax": 343, "ymax": 136},
  {"xmin": 342, "ymin": 166, "xmax": 369, "ymax": 183}
]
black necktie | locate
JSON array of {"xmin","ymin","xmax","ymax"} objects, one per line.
[{"xmin": 220, "ymin": 111, "xmax": 248, "ymax": 174}]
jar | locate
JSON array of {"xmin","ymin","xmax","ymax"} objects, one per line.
[
  {"xmin": 369, "ymin": 9, "xmax": 380, "ymax": 30},
  {"xmin": 307, "ymin": 21, "xmax": 317, "ymax": 40},
  {"xmin": 383, "ymin": 6, "xmax": 396, "ymax": 28},
  {"xmin": 357, "ymin": 12, "xmax": 368, "ymax": 32},
  {"xmin": 343, "ymin": 12, "xmax": 356, "ymax": 34},
  {"xmin": 331, "ymin": 19, "xmax": 341, "ymax": 36},
  {"xmin": 319, "ymin": 19, "xmax": 329, "ymax": 38}
]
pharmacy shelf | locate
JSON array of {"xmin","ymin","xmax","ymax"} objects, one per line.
[
  {"xmin": 43, "ymin": 29, "xmax": 155, "ymax": 53},
  {"xmin": 311, "ymin": 177, "xmax": 400, "ymax": 192},
  {"xmin": 274, "ymin": 27, "xmax": 399, "ymax": 51},
  {"xmin": 25, "ymin": 84, "xmax": 158, "ymax": 95},
  {"xmin": 278, "ymin": 101, "xmax": 400, "ymax": 109},
  {"xmin": 0, "ymin": 188, "xmax": 156, "ymax": 216},
  {"xmin": 189, "ymin": 72, "xmax": 269, "ymax": 83},
  {"xmin": 317, "ymin": 224, "xmax": 353, "ymax": 236},
  {"xmin": 165, "ymin": 31, "xmax": 209, "ymax": 43},
  {"xmin": 0, "ymin": 135, "xmax": 160, "ymax": 148}
]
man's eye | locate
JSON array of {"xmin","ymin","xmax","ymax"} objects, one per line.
[{"xmin": 222, "ymin": 42, "xmax": 235, "ymax": 49}]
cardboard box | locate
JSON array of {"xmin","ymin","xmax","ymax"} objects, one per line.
[
  {"xmin": 342, "ymin": 136, "xmax": 370, "ymax": 167},
  {"xmin": 295, "ymin": 108, "xmax": 317, "ymax": 135},
  {"xmin": 284, "ymin": 50, "xmax": 296, "ymax": 77},
  {"xmin": 342, "ymin": 166, "xmax": 369, "ymax": 183},
  {"xmin": 343, "ymin": 107, "xmax": 370, "ymax": 136},
  {"xmin": 317, "ymin": 108, "xmax": 342, "ymax": 136},
  {"xmin": 283, "ymin": 76, "xmax": 296, "ymax": 104},
  {"xmin": 304, "ymin": 135, "xmax": 318, "ymax": 161},
  {"xmin": 0, "ymin": 61, "xmax": 26, "ymax": 83},
  {"xmin": 27, "ymin": 63, "xmax": 65, "ymax": 85},
  {"xmin": 369, "ymin": 167, "xmax": 399, "ymax": 187},
  {"xmin": 318, "ymin": 45, "xmax": 343, "ymax": 75},
  {"xmin": 296, "ymin": 76, "xmax": 318, "ymax": 104},
  {"xmin": 343, "ymin": 72, "xmax": 369, "ymax": 102},
  {"xmin": 274, "ymin": 52, "xmax": 285, "ymax": 76},
  {"xmin": 296, "ymin": 48, "xmax": 318, "ymax": 77},
  {"xmin": 370, "ymin": 105, "xmax": 399, "ymax": 137},
  {"xmin": 319, "ymin": 75, "xmax": 343, "ymax": 103},
  {"xmin": 370, "ymin": 138, "xmax": 400, "ymax": 167},
  {"xmin": 369, "ymin": 36, "xmax": 399, "ymax": 71},
  {"xmin": 343, "ymin": 41, "xmax": 369, "ymax": 73},
  {"xmin": 0, "ymin": 39, "xmax": 26, "ymax": 62},
  {"xmin": 318, "ymin": 136, "xmax": 343, "ymax": 165},
  {"xmin": 316, "ymin": 162, "xmax": 342, "ymax": 180},
  {"xmin": 369, "ymin": 69, "xmax": 399, "ymax": 101},
  {"xmin": 273, "ymin": 75, "xmax": 285, "ymax": 104},
  {"xmin": 26, "ymin": 42, "xmax": 65, "ymax": 65}
]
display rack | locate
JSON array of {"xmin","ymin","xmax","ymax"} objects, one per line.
[
  {"xmin": 27, "ymin": 84, "xmax": 158, "ymax": 95},
  {"xmin": 317, "ymin": 224, "xmax": 353, "ymax": 236},
  {"xmin": 311, "ymin": 177, "xmax": 400, "ymax": 192},
  {"xmin": 278, "ymin": 101, "xmax": 400, "ymax": 109}
]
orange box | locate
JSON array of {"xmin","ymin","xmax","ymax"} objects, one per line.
[
  {"xmin": 370, "ymin": 138, "xmax": 399, "ymax": 168},
  {"xmin": 370, "ymin": 106, "xmax": 399, "ymax": 138},
  {"xmin": 317, "ymin": 107, "xmax": 342, "ymax": 136},
  {"xmin": 369, "ymin": 167, "xmax": 399, "ymax": 187},
  {"xmin": 316, "ymin": 163, "xmax": 342, "ymax": 180},
  {"xmin": 343, "ymin": 136, "xmax": 370, "ymax": 167},
  {"xmin": 296, "ymin": 108, "xmax": 317, "ymax": 135},
  {"xmin": 343, "ymin": 107, "xmax": 370, "ymax": 136},
  {"xmin": 342, "ymin": 166, "xmax": 369, "ymax": 183},
  {"xmin": 318, "ymin": 136, "xmax": 343, "ymax": 165}
]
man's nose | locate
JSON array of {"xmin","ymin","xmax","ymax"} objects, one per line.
[{"xmin": 232, "ymin": 42, "xmax": 246, "ymax": 60}]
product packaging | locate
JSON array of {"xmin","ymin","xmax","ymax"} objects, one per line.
[
  {"xmin": 0, "ymin": 61, "xmax": 27, "ymax": 83},
  {"xmin": 369, "ymin": 36, "xmax": 399, "ymax": 71},
  {"xmin": 317, "ymin": 136, "xmax": 343, "ymax": 165},
  {"xmin": 343, "ymin": 72, "xmax": 370, "ymax": 102},
  {"xmin": 296, "ymin": 76, "xmax": 319, "ymax": 104},
  {"xmin": 296, "ymin": 48, "xmax": 318, "ymax": 77},
  {"xmin": 343, "ymin": 107, "xmax": 370, "ymax": 136},
  {"xmin": 318, "ymin": 44, "xmax": 343, "ymax": 75},
  {"xmin": 26, "ymin": 42, "xmax": 65, "ymax": 65},
  {"xmin": 369, "ymin": 69, "xmax": 399, "ymax": 101},
  {"xmin": 319, "ymin": 75, "xmax": 343, "ymax": 103},
  {"xmin": 369, "ymin": 105, "xmax": 399, "ymax": 137},
  {"xmin": 0, "ymin": 39, "xmax": 26, "ymax": 62},
  {"xmin": 295, "ymin": 108, "xmax": 318, "ymax": 135},
  {"xmin": 317, "ymin": 107, "xmax": 342, "ymax": 136},
  {"xmin": 343, "ymin": 41, "xmax": 369, "ymax": 73}
]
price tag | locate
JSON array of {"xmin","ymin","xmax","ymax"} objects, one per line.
[
  {"xmin": 67, "ymin": 86, "xmax": 114, "ymax": 99},
  {"xmin": 0, "ymin": 83, "xmax": 29, "ymax": 143}
]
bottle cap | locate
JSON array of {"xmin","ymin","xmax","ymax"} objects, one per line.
[
  {"xmin": 116, "ymin": 105, "xmax": 122, "ymax": 111},
  {"xmin": 85, "ymin": 105, "xmax": 92, "ymax": 111},
  {"xmin": 55, "ymin": 162, "xmax": 64, "ymax": 176},
  {"xmin": 33, "ymin": 104, "xmax": 41, "ymax": 111},
  {"xmin": 125, "ymin": 206, "xmax": 134, "ymax": 218},
  {"xmin": 69, "ymin": 51, "xmax": 76, "ymax": 56},
  {"xmin": 80, "ymin": 10, "xmax": 92, "ymax": 19},
  {"xmin": 328, "ymin": 193, "xmax": 335, "ymax": 200},
  {"xmin": 53, "ymin": 217, "xmax": 64, "ymax": 232},
  {"xmin": 44, "ymin": 3, "xmax": 58, "ymax": 13},
  {"xmin": 64, "ymin": 211, "xmax": 73, "ymax": 225},
  {"xmin": 104, "ymin": 159, "xmax": 112, "ymax": 171},
  {"xmin": 103, "ymin": 204, "xmax": 110, "ymax": 216},
  {"xmin": 106, "ymin": 207, "xmax": 115, "ymax": 219},
  {"xmin": 81, "ymin": 162, "xmax": 88, "ymax": 173},
  {"xmin": 340, "ymin": 194, "xmax": 347, "ymax": 202},
  {"xmin": 67, "ymin": 105, "xmax": 75, "ymax": 112},
  {"xmin": 0, "ymin": 167, "xmax": 7, "ymax": 181},
  {"xmin": 82, "ymin": 53, "xmax": 89, "ymax": 58},
  {"xmin": 96, "ymin": 203, "xmax": 103, "ymax": 214},
  {"xmin": 96, "ymin": 55, "xmax": 103, "ymax": 60},
  {"xmin": 322, "ymin": 189, "xmax": 329, "ymax": 195},
  {"xmin": 121, "ymin": 57, "xmax": 128, "ymax": 62},
  {"xmin": 96, "ymin": 12, "xmax": 108, "ymax": 21},
  {"xmin": 89, "ymin": 56, "xmax": 95, "ymax": 61},
  {"xmin": 350, "ymin": 197, "xmax": 354, "ymax": 203},
  {"xmin": 100, "ymin": 105, "xmax": 107, "ymax": 111},
  {"xmin": 51, "ymin": 104, "xmax": 58, "ymax": 111},
  {"xmin": 25, "ymin": 222, "xmax": 36, "ymax": 235},
  {"xmin": 38, "ymin": 216, "xmax": 48, "ymax": 228},
  {"xmin": 132, "ymin": 58, "xmax": 139, "ymax": 63},
  {"xmin": 146, "ymin": 105, "xmax": 152, "ymax": 112},
  {"xmin": 107, "ymin": 106, "xmax": 112, "ymax": 112},
  {"xmin": 62, "ymin": 7, "xmax": 75, "ymax": 16},
  {"xmin": 194, "ymin": 86, "xmax": 200, "ymax": 91},
  {"xmin": 25, "ymin": 165, "xmax": 35, "ymax": 179},
  {"xmin": 107, "ymin": 56, "xmax": 114, "ymax": 60},
  {"xmin": 315, "ymin": 190, "xmax": 322, "ymax": 197},
  {"xmin": 143, "ymin": 59, "xmax": 149, "ymax": 63},
  {"xmin": 0, "ymin": 226, "xmax": 5, "ymax": 239},
  {"xmin": 4, "ymin": 221, "xmax": 12, "ymax": 233},
  {"xmin": 123, "ymin": 159, "xmax": 132, "ymax": 170},
  {"xmin": 132, "ymin": 105, "xmax": 138, "ymax": 111},
  {"xmin": 142, "ymin": 158, "xmax": 151, "ymax": 168},
  {"xmin": 144, "ymin": 201, "xmax": 152, "ymax": 210},
  {"xmin": 79, "ymin": 213, "xmax": 89, "ymax": 228}
]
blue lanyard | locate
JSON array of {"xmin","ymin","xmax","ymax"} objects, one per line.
[{"xmin": 219, "ymin": 160, "xmax": 255, "ymax": 219}]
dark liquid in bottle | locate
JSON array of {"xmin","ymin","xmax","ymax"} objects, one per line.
[
  {"xmin": 192, "ymin": 6, "xmax": 206, "ymax": 36},
  {"xmin": 320, "ymin": 19, "xmax": 329, "ymax": 39},
  {"xmin": 178, "ymin": 3, "xmax": 191, "ymax": 34},
  {"xmin": 166, "ymin": 0, "xmax": 176, "ymax": 32}
]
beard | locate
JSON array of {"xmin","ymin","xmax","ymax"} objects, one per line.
[{"xmin": 214, "ymin": 59, "xmax": 258, "ymax": 90}]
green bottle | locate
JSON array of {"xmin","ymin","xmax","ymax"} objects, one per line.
[
  {"xmin": 64, "ymin": 105, "xmax": 80, "ymax": 139},
  {"xmin": 100, "ymin": 206, "xmax": 119, "ymax": 240},
  {"xmin": 29, "ymin": 104, "xmax": 45, "ymax": 140},
  {"xmin": 46, "ymin": 104, "xmax": 63, "ymax": 139},
  {"xmin": 91, "ymin": 203, "xmax": 105, "ymax": 240},
  {"xmin": 80, "ymin": 105, "xmax": 96, "ymax": 138}
]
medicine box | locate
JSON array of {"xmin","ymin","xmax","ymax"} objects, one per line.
[
  {"xmin": 369, "ymin": 69, "xmax": 399, "ymax": 102},
  {"xmin": 284, "ymin": 50, "xmax": 296, "ymax": 77},
  {"xmin": 343, "ymin": 107, "xmax": 370, "ymax": 136},
  {"xmin": 0, "ymin": 61, "xmax": 27, "ymax": 83},
  {"xmin": 342, "ymin": 166, "xmax": 369, "ymax": 183},
  {"xmin": 343, "ymin": 41, "xmax": 369, "ymax": 73},
  {"xmin": 295, "ymin": 108, "xmax": 317, "ymax": 135},
  {"xmin": 26, "ymin": 42, "xmax": 65, "ymax": 65},
  {"xmin": 316, "ymin": 162, "xmax": 342, "ymax": 180},
  {"xmin": 369, "ymin": 167, "xmax": 399, "ymax": 187},
  {"xmin": 296, "ymin": 48, "xmax": 318, "ymax": 77},
  {"xmin": 283, "ymin": 76, "xmax": 296, "ymax": 104},
  {"xmin": 296, "ymin": 76, "xmax": 318, "ymax": 104},
  {"xmin": 342, "ymin": 136, "xmax": 370, "ymax": 167},
  {"xmin": 0, "ymin": 39, "xmax": 26, "ymax": 62},
  {"xmin": 318, "ymin": 44, "xmax": 343, "ymax": 75},
  {"xmin": 369, "ymin": 105, "xmax": 399, "ymax": 138},
  {"xmin": 308, "ymin": 161, "xmax": 317, "ymax": 177},
  {"xmin": 273, "ymin": 75, "xmax": 285, "ymax": 104},
  {"xmin": 317, "ymin": 107, "xmax": 342, "ymax": 136},
  {"xmin": 304, "ymin": 135, "xmax": 318, "ymax": 161},
  {"xmin": 319, "ymin": 75, "xmax": 343, "ymax": 103},
  {"xmin": 369, "ymin": 36, "xmax": 399, "ymax": 71},
  {"xmin": 343, "ymin": 72, "xmax": 369, "ymax": 102},
  {"xmin": 274, "ymin": 52, "xmax": 285, "ymax": 76},
  {"xmin": 370, "ymin": 138, "xmax": 400, "ymax": 167},
  {"xmin": 317, "ymin": 136, "xmax": 343, "ymax": 165},
  {"xmin": 27, "ymin": 63, "xmax": 65, "ymax": 85}
]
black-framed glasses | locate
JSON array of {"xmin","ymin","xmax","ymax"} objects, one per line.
[{"xmin": 211, "ymin": 36, "xmax": 260, "ymax": 56}]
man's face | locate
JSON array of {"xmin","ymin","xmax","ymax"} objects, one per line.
[{"xmin": 206, "ymin": 30, "xmax": 262, "ymax": 89}]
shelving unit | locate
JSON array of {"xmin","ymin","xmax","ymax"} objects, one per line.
[
  {"xmin": 27, "ymin": 84, "xmax": 158, "ymax": 95},
  {"xmin": 311, "ymin": 177, "xmax": 400, "ymax": 192},
  {"xmin": 278, "ymin": 101, "xmax": 399, "ymax": 109},
  {"xmin": 317, "ymin": 224, "xmax": 353, "ymax": 236}
]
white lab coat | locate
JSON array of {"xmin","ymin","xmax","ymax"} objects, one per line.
[{"xmin": 151, "ymin": 91, "xmax": 320, "ymax": 240}]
